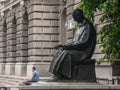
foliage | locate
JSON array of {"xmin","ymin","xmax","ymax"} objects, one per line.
[{"xmin": 77, "ymin": 0, "xmax": 120, "ymax": 64}]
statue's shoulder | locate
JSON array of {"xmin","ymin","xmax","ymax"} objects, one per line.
[{"xmin": 84, "ymin": 18, "xmax": 91, "ymax": 25}]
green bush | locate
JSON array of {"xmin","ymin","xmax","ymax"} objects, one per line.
[{"xmin": 77, "ymin": 0, "xmax": 120, "ymax": 64}]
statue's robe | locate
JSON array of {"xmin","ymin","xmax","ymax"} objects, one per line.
[{"xmin": 49, "ymin": 18, "xmax": 96, "ymax": 78}]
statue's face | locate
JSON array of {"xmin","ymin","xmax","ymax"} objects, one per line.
[
  {"xmin": 73, "ymin": 14, "xmax": 83, "ymax": 23},
  {"xmin": 72, "ymin": 9, "xmax": 84, "ymax": 23}
]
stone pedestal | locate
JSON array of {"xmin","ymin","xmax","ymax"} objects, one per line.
[
  {"xmin": 96, "ymin": 61, "xmax": 120, "ymax": 79},
  {"xmin": 5, "ymin": 63, "xmax": 15, "ymax": 75},
  {"xmin": 15, "ymin": 63, "xmax": 27, "ymax": 76},
  {"xmin": 96, "ymin": 61, "xmax": 120, "ymax": 84},
  {"xmin": 73, "ymin": 59, "xmax": 96, "ymax": 82},
  {"xmin": 96, "ymin": 62, "xmax": 112, "ymax": 79},
  {"xmin": 18, "ymin": 81, "xmax": 120, "ymax": 90},
  {"xmin": 26, "ymin": 62, "xmax": 51, "ymax": 77}
]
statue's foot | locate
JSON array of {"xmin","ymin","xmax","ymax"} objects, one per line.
[
  {"xmin": 46, "ymin": 75, "xmax": 62, "ymax": 82},
  {"xmin": 46, "ymin": 75, "xmax": 70, "ymax": 82}
]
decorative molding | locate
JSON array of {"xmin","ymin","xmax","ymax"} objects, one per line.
[
  {"xmin": 11, "ymin": 11, "xmax": 15, "ymax": 22},
  {"xmin": 20, "ymin": 0, "xmax": 24, "ymax": 6},
  {"xmin": 22, "ymin": 9, "xmax": 28, "ymax": 20},
  {"xmin": 1, "ymin": 0, "xmax": 21, "ymax": 12},
  {"xmin": 20, "ymin": 0, "xmax": 28, "ymax": 21},
  {"xmin": 3, "ymin": 19, "xmax": 7, "ymax": 29},
  {"xmin": 0, "ymin": 11, "xmax": 4, "ymax": 17},
  {"xmin": 20, "ymin": 0, "xmax": 28, "ymax": 9},
  {"xmin": 0, "ymin": 0, "xmax": 6, "ymax": 3},
  {"xmin": 60, "ymin": 0, "xmax": 67, "ymax": 5}
]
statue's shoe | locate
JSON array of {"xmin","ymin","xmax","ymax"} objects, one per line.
[
  {"xmin": 46, "ymin": 75, "xmax": 70, "ymax": 82},
  {"xmin": 46, "ymin": 75, "xmax": 60, "ymax": 82}
]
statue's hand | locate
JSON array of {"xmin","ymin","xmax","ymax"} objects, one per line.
[
  {"xmin": 63, "ymin": 44, "xmax": 72, "ymax": 50},
  {"xmin": 55, "ymin": 44, "xmax": 64, "ymax": 49}
]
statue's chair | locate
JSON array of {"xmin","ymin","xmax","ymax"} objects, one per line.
[{"xmin": 72, "ymin": 58, "xmax": 96, "ymax": 82}]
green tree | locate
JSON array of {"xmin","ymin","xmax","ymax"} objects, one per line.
[{"xmin": 77, "ymin": 0, "xmax": 120, "ymax": 64}]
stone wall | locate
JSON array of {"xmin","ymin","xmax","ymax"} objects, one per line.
[
  {"xmin": 66, "ymin": 0, "xmax": 75, "ymax": 43},
  {"xmin": 0, "ymin": 12, "xmax": 6, "ymax": 75},
  {"xmin": 0, "ymin": 0, "xmax": 118, "ymax": 81},
  {"xmin": 0, "ymin": 0, "xmax": 60, "ymax": 77},
  {"xmin": 0, "ymin": 0, "xmax": 29, "ymax": 76},
  {"xmin": 27, "ymin": 0, "xmax": 60, "ymax": 77}
]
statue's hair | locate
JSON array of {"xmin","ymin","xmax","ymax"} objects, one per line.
[{"xmin": 72, "ymin": 9, "xmax": 83, "ymax": 18}]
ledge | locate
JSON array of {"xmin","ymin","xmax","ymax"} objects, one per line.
[{"xmin": 18, "ymin": 81, "xmax": 120, "ymax": 90}]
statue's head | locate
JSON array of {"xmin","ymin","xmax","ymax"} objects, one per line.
[{"xmin": 72, "ymin": 9, "xmax": 84, "ymax": 23}]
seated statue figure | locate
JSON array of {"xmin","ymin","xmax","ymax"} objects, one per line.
[{"xmin": 49, "ymin": 9, "xmax": 96, "ymax": 81}]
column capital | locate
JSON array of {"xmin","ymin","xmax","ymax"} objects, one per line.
[
  {"xmin": 9, "ymin": 7, "xmax": 16, "ymax": 18},
  {"xmin": 0, "ymin": 12, "xmax": 6, "ymax": 21},
  {"xmin": 20, "ymin": 0, "xmax": 28, "ymax": 10}
]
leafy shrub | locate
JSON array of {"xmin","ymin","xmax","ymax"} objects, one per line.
[{"xmin": 77, "ymin": 0, "xmax": 120, "ymax": 64}]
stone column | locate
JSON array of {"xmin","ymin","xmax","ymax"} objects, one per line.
[
  {"xmin": 66, "ymin": 0, "xmax": 74, "ymax": 43},
  {"xmin": 0, "ymin": 16, "xmax": 7, "ymax": 75},
  {"xmin": 27, "ymin": 0, "xmax": 60, "ymax": 77},
  {"xmin": 15, "ymin": 4, "xmax": 28, "ymax": 76},
  {"xmin": 5, "ymin": 11, "xmax": 16, "ymax": 75},
  {"xmin": 59, "ymin": 1, "xmax": 67, "ymax": 45}
]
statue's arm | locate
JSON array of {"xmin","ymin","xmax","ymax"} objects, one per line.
[
  {"xmin": 55, "ymin": 41, "xmax": 74, "ymax": 49},
  {"xmin": 64, "ymin": 25, "xmax": 90, "ymax": 50}
]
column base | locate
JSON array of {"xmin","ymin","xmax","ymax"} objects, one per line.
[
  {"xmin": 5, "ymin": 63, "xmax": 15, "ymax": 75},
  {"xmin": 15, "ymin": 62, "xmax": 27, "ymax": 76},
  {"xmin": 26, "ymin": 62, "xmax": 51, "ymax": 77},
  {"xmin": 0, "ymin": 63, "xmax": 5, "ymax": 75}
]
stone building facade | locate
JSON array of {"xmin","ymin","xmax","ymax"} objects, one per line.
[
  {"xmin": 0, "ymin": 0, "xmax": 120, "ymax": 83},
  {"xmin": 0, "ymin": 0, "xmax": 63, "ymax": 77},
  {"xmin": 0, "ymin": 0, "xmax": 107, "ymax": 77}
]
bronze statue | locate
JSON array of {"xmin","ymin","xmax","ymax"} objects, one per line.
[{"xmin": 49, "ymin": 9, "xmax": 96, "ymax": 82}]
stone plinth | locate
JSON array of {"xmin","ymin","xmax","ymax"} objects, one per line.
[
  {"xmin": 72, "ymin": 59, "xmax": 96, "ymax": 82},
  {"xmin": 15, "ymin": 63, "xmax": 27, "ymax": 76},
  {"xmin": 96, "ymin": 61, "xmax": 120, "ymax": 85},
  {"xmin": 0, "ymin": 63, "xmax": 5, "ymax": 74},
  {"xmin": 17, "ymin": 81, "xmax": 120, "ymax": 90},
  {"xmin": 5, "ymin": 63, "xmax": 15, "ymax": 75}
]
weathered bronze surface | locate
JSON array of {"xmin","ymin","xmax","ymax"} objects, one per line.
[{"xmin": 49, "ymin": 9, "xmax": 96, "ymax": 82}]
